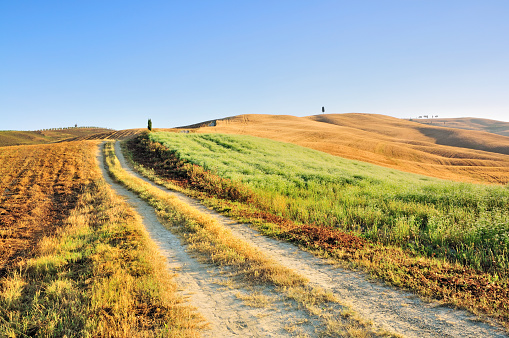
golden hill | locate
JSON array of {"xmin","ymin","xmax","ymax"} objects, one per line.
[
  {"xmin": 0, "ymin": 128, "xmax": 112, "ymax": 147},
  {"xmin": 412, "ymin": 117, "xmax": 509, "ymax": 137},
  {"xmin": 182, "ymin": 113, "xmax": 509, "ymax": 184}
]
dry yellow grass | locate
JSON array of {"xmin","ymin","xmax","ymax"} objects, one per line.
[
  {"xmin": 104, "ymin": 142, "xmax": 308, "ymax": 288},
  {"xmin": 0, "ymin": 141, "xmax": 202, "ymax": 336},
  {"xmin": 187, "ymin": 113, "xmax": 509, "ymax": 184},
  {"xmin": 413, "ymin": 117, "xmax": 509, "ymax": 137},
  {"xmin": 106, "ymin": 141, "xmax": 392, "ymax": 337}
]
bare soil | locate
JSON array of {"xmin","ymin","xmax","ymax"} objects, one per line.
[{"xmin": 0, "ymin": 142, "xmax": 97, "ymax": 276}]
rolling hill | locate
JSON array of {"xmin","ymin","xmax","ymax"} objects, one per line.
[
  {"xmin": 179, "ymin": 113, "xmax": 509, "ymax": 184},
  {"xmin": 61, "ymin": 128, "xmax": 147, "ymax": 142},
  {"xmin": 412, "ymin": 117, "xmax": 509, "ymax": 137},
  {"xmin": 0, "ymin": 127, "xmax": 112, "ymax": 147},
  {"xmin": 5, "ymin": 114, "xmax": 508, "ymax": 184}
]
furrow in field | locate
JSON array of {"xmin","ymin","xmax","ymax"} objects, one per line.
[
  {"xmin": 113, "ymin": 141, "xmax": 508, "ymax": 338},
  {"xmin": 0, "ymin": 143, "xmax": 84, "ymax": 275}
]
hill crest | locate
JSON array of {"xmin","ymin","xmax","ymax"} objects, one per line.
[
  {"xmin": 0, "ymin": 127, "xmax": 113, "ymax": 147},
  {"xmin": 410, "ymin": 117, "xmax": 509, "ymax": 137},
  {"xmin": 181, "ymin": 113, "xmax": 509, "ymax": 184}
]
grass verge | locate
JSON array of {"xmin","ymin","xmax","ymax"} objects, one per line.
[
  {"xmin": 104, "ymin": 141, "xmax": 390, "ymax": 337},
  {"xmin": 124, "ymin": 132, "xmax": 509, "ymax": 330}
]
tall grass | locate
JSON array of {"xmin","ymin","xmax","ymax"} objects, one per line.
[
  {"xmin": 148, "ymin": 132, "xmax": 509, "ymax": 276},
  {"xmin": 1, "ymin": 182, "xmax": 203, "ymax": 337}
]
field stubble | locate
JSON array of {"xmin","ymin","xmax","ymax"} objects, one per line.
[{"xmin": 0, "ymin": 142, "xmax": 90, "ymax": 274}]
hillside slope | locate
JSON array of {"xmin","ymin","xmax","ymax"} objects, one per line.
[
  {"xmin": 183, "ymin": 113, "xmax": 509, "ymax": 184},
  {"xmin": 413, "ymin": 117, "xmax": 509, "ymax": 137},
  {"xmin": 62, "ymin": 128, "xmax": 145, "ymax": 142},
  {"xmin": 0, "ymin": 128, "xmax": 112, "ymax": 147},
  {"xmin": 62, "ymin": 128, "xmax": 185, "ymax": 142},
  {"xmin": 309, "ymin": 114, "xmax": 509, "ymax": 156}
]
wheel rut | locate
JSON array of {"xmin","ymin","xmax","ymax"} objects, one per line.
[
  {"xmin": 98, "ymin": 142, "xmax": 321, "ymax": 337},
  {"xmin": 105, "ymin": 141, "xmax": 506, "ymax": 338}
]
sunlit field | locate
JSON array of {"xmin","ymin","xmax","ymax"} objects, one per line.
[
  {"xmin": 0, "ymin": 142, "xmax": 201, "ymax": 336},
  {"xmin": 189, "ymin": 114, "xmax": 509, "ymax": 184},
  {"xmin": 149, "ymin": 132, "xmax": 509, "ymax": 277}
]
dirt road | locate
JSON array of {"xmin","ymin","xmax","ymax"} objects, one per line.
[
  {"xmin": 98, "ymin": 143, "xmax": 324, "ymax": 337},
  {"xmin": 100, "ymin": 141, "xmax": 507, "ymax": 337}
]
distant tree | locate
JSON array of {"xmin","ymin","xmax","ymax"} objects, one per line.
[
  {"xmin": 322, "ymin": 106, "xmax": 325, "ymax": 113},
  {"xmin": 148, "ymin": 119, "xmax": 152, "ymax": 131}
]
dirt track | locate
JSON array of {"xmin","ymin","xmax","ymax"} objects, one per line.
[
  {"xmin": 100, "ymin": 141, "xmax": 507, "ymax": 337},
  {"xmin": 98, "ymin": 142, "xmax": 326, "ymax": 337}
]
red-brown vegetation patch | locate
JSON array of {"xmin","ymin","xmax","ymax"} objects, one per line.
[
  {"xmin": 287, "ymin": 224, "xmax": 368, "ymax": 253},
  {"xmin": 126, "ymin": 134, "xmax": 509, "ymax": 328},
  {"xmin": 356, "ymin": 246, "xmax": 509, "ymax": 324}
]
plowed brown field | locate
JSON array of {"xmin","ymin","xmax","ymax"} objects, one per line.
[
  {"xmin": 63, "ymin": 129, "xmax": 148, "ymax": 142},
  {"xmin": 0, "ymin": 128, "xmax": 112, "ymax": 147},
  {"xmin": 0, "ymin": 141, "xmax": 97, "ymax": 275},
  {"xmin": 187, "ymin": 113, "xmax": 509, "ymax": 184}
]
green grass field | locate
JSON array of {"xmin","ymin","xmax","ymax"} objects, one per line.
[{"xmin": 149, "ymin": 132, "xmax": 509, "ymax": 277}]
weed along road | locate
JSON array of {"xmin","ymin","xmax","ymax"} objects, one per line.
[
  {"xmin": 100, "ymin": 140, "xmax": 507, "ymax": 337},
  {"xmin": 99, "ymin": 141, "xmax": 336, "ymax": 337}
]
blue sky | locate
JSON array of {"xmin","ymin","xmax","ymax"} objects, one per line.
[{"xmin": 1, "ymin": 1, "xmax": 508, "ymax": 130}]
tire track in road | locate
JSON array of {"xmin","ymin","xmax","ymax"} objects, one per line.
[
  {"xmin": 98, "ymin": 142, "xmax": 320, "ymax": 337},
  {"xmin": 113, "ymin": 140, "xmax": 508, "ymax": 338}
]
